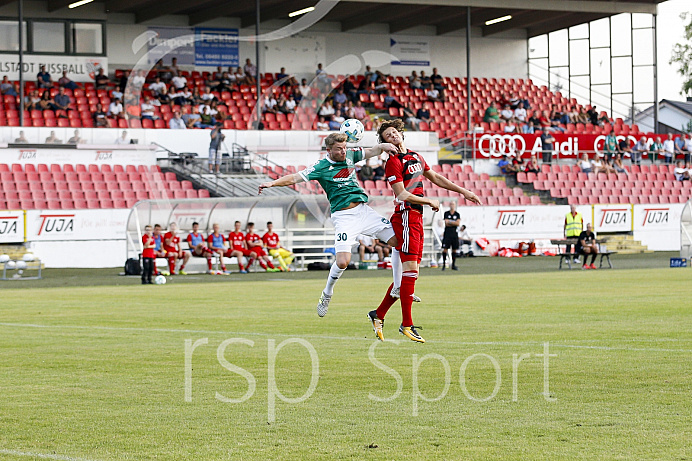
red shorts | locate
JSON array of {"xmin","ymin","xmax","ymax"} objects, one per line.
[
  {"xmin": 249, "ymin": 246, "xmax": 266, "ymax": 257},
  {"xmin": 230, "ymin": 247, "xmax": 253, "ymax": 257},
  {"xmin": 391, "ymin": 209, "xmax": 424, "ymax": 262}
]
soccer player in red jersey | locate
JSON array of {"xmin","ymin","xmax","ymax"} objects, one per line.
[
  {"xmin": 227, "ymin": 220, "xmax": 254, "ymax": 274},
  {"xmin": 207, "ymin": 222, "xmax": 229, "ymax": 274},
  {"xmin": 141, "ymin": 225, "xmax": 156, "ymax": 284},
  {"xmin": 262, "ymin": 221, "xmax": 294, "ymax": 271},
  {"xmin": 187, "ymin": 221, "xmax": 215, "ymax": 273},
  {"xmin": 163, "ymin": 222, "xmax": 190, "ymax": 275},
  {"xmin": 245, "ymin": 222, "xmax": 280, "ymax": 272},
  {"xmin": 368, "ymin": 119, "xmax": 481, "ymax": 342}
]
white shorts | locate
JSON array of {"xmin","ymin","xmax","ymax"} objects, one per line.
[
  {"xmin": 330, "ymin": 203, "xmax": 395, "ymax": 253},
  {"xmin": 209, "ymin": 148, "xmax": 220, "ymax": 165}
]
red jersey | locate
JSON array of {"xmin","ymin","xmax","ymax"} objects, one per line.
[
  {"xmin": 142, "ymin": 234, "xmax": 155, "ymax": 259},
  {"xmin": 228, "ymin": 231, "xmax": 246, "ymax": 250},
  {"xmin": 163, "ymin": 231, "xmax": 180, "ymax": 252},
  {"xmin": 385, "ymin": 149, "xmax": 430, "ymax": 213},
  {"xmin": 245, "ymin": 232, "xmax": 263, "ymax": 248},
  {"xmin": 262, "ymin": 232, "xmax": 280, "ymax": 249}
]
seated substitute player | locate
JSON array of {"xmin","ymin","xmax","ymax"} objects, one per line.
[
  {"xmin": 259, "ymin": 132, "xmax": 402, "ymax": 317},
  {"xmin": 441, "ymin": 200, "xmax": 461, "ymax": 271},
  {"xmin": 245, "ymin": 222, "xmax": 280, "ymax": 272},
  {"xmin": 262, "ymin": 221, "xmax": 294, "ymax": 271},
  {"xmin": 187, "ymin": 221, "xmax": 215, "ymax": 273},
  {"xmin": 368, "ymin": 119, "xmax": 481, "ymax": 342},
  {"xmin": 577, "ymin": 223, "xmax": 599, "ymax": 270},
  {"xmin": 227, "ymin": 220, "xmax": 254, "ymax": 274},
  {"xmin": 207, "ymin": 223, "xmax": 230, "ymax": 274},
  {"xmin": 163, "ymin": 222, "xmax": 190, "ymax": 275}
]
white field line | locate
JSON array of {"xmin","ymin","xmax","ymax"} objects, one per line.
[
  {"xmin": 0, "ymin": 322, "xmax": 691, "ymax": 353},
  {"xmin": 0, "ymin": 448, "xmax": 97, "ymax": 461}
]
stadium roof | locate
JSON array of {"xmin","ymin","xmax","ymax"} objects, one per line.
[{"xmin": 28, "ymin": 0, "xmax": 665, "ymax": 37}]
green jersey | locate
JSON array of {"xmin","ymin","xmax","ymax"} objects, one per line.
[{"xmin": 298, "ymin": 147, "xmax": 369, "ymax": 213}]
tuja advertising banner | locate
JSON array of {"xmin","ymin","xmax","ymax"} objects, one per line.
[{"xmin": 0, "ymin": 210, "xmax": 25, "ymax": 243}]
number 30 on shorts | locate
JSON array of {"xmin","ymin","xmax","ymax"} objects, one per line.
[{"xmin": 336, "ymin": 232, "xmax": 347, "ymax": 241}]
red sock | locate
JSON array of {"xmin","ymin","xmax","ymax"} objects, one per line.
[
  {"xmin": 376, "ymin": 283, "xmax": 397, "ymax": 320},
  {"xmin": 168, "ymin": 257, "xmax": 176, "ymax": 274},
  {"xmin": 259, "ymin": 260, "xmax": 268, "ymax": 269},
  {"xmin": 400, "ymin": 271, "xmax": 418, "ymax": 327},
  {"xmin": 238, "ymin": 262, "xmax": 245, "ymax": 271},
  {"xmin": 207, "ymin": 258, "xmax": 213, "ymax": 270},
  {"xmin": 248, "ymin": 258, "xmax": 255, "ymax": 268},
  {"xmin": 266, "ymin": 260, "xmax": 275, "ymax": 269},
  {"xmin": 179, "ymin": 263, "xmax": 185, "ymax": 271}
]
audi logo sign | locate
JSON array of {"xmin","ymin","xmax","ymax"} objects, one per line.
[{"xmin": 475, "ymin": 133, "xmax": 639, "ymax": 158}]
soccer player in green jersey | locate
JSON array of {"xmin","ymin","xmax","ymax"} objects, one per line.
[{"xmin": 259, "ymin": 132, "xmax": 400, "ymax": 317}]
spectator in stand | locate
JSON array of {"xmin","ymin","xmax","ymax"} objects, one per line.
[
  {"xmin": 276, "ymin": 67, "xmax": 298, "ymax": 87},
  {"xmin": 483, "ymin": 101, "xmax": 500, "ymax": 123},
  {"xmin": 674, "ymin": 160, "xmax": 691, "ymax": 181},
  {"xmin": 613, "ymin": 154, "xmax": 628, "ymax": 174},
  {"xmin": 278, "ymin": 94, "xmax": 296, "ymax": 114},
  {"xmin": 206, "ymin": 223, "xmax": 230, "ymax": 274},
  {"xmin": 662, "ymin": 133, "xmax": 676, "ymax": 164},
  {"xmin": 131, "ymin": 70, "xmax": 146, "ymax": 91},
  {"xmin": 540, "ymin": 130, "xmax": 555, "ymax": 164},
  {"xmin": 114, "ymin": 130, "xmax": 130, "ymax": 145},
  {"xmin": 57, "ymin": 71, "xmax": 80, "ymax": 90},
  {"xmin": 44, "ymin": 131, "xmax": 61, "ymax": 144},
  {"xmin": 108, "ymin": 97, "xmax": 124, "ymax": 120},
  {"xmin": 426, "ymin": 86, "xmax": 444, "ymax": 102},
  {"xmin": 673, "ymin": 134, "xmax": 686, "ymax": 162},
  {"xmin": 525, "ymin": 154, "xmax": 540, "ymax": 173},
  {"xmin": 649, "ymin": 136, "xmax": 664, "ymax": 163},
  {"xmin": 373, "ymin": 76, "xmax": 388, "ymax": 95},
  {"xmin": 14, "ymin": 131, "xmax": 28, "ymax": 143},
  {"xmin": 93, "ymin": 103, "xmax": 109, "ymax": 127},
  {"xmin": 189, "ymin": 87, "xmax": 203, "ymax": 106},
  {"xmin": 168, "ymin": 110, "xmax": 186, "ymax": 129},
  {"xmin": 0, "ymin": 75, "xmax": 12, "ymax": 94},
  {"xmin": 209, "ymin": 123, "xmax": 224, "ymax": 173},
  {"xmin": 187, "ymin": 222, "xmax": 215, "ymax": 274},
  {"xmin": 37, "ymin": 65, "xmax": 52, "ymax": 89},
  {"xmin": 538, "ymin": 110, "xmax": 555, "ymax": 132},
  {"xmin": 94, "ymin": 68, "xmax": 110, "ymax": 89},
  {"xmin": 504, "ymin": 120, "xmax": 519, "ymax": 133},
  {"xmin": 298, "ymin": 78, "xmax": 311, "ymax": 99},
  {"xmin": 157, "ymin": 86, "xmax": 172, "ymax": 107},
  {"xmin": 3, "ymin": 83, "xmax": 18, "ymax": 97},
  {"xmin": 244, "ymin": 58, "xmax": 257, "ymax": 85},
  {"xmin": 407, "ymin": 102, "xmax": 430, "ymax": 131},
  {"xmin": 174, "ymin": 86, "xmax": 193, "ymax": 106},
  {"xmin": 163, "ymin": 222, "xmax": 190, "ymax": 275},
  {"xmin": 53, "ymin": 87, "xmax": 72, "ymax": 112},
  {"xmin": 201, "ymin": 86, "xmax": 216, "ymax": 103},
  {"xmin": 341, "ymin": 78, "xmax": 357, "ymax": 102},
  {"xmin": 316, "ymin": 115, "xmax": 329, "ymax": 131},
  {"xmin": 261, "ymin": 93, "xmax": 278, "ymax": 114},
  {"xmin": 319, "ymin": 100, "xmax": 335, "ymax": 118},
  {"xmin": 372, "ymin": 115, "xmax": 383, "ymax": 131},
  {"xmin": 358, "ymin": 159, "xmax": 375, "ymax": 181},
  {"xmin": 618, "ymin": 137, "xmax": 632, "ymax": 160},
  {"xmin": 170, "ymin": 72, "xmax": 187, "ymax": 90},
  {"xmin": 407, "ymin": 70, "xmax": 421, "ymax": 89},
  {"xmin": 573, "ymin": 107, "xmax": 589, "ymax": 124},
  {"xmin": 327, "ymin": 114, "xmax": 341, "ymax": 130},
  {"xmin": 498, "ymin": 154, "xmax": 513, "ymax": 175},
  {"xmin": 245, "ymin": 222, "xmax": 279, "ymax": 272},
  {"xmin": 632, "ymin": 136, "xmax": 648, "ymax": 166},
  {"xmin": 372, "ymin": 157, "xmax": 385, "ymax": 180},
  {"xmin": 499, "ymin": 103, "xmax": 515, "ymax": 123},
  {"xmin": 332, "ymin": 102, "xmax": 346, "ymax": 124},
  {"xmin": 38, "ymin": 90, "xmax": 57, "ymax": 111},
  {"xmin": 333, "ymin": 87, "xmax": 348, "ymax": 106},
  {"xmin": 603, "ymin": 132, "xmax": 618, "ymax": 161},
  {"xmin": 166, "ymin": 57, "xmax": 179, "ymax": 78},
  {"xmin": 67, "ymin": 130, "xmax": 82, "ymax": 144},
  {"xmin": 683, "ymin": 134, "xmax": 692, "ymax": 164},
  {"xmin": 149, "ymin": 76, "xmax": 166, "ymax": 95},
  {"xmin": 153, "ymin": 59, "xmax": 169, "ymax": 80},
  {"xmin": 262, "ymin": 222, "xmax": 293, "ymax": 272},
  {"xmin": 577, "ymin": 224, "xmax": 599, "ymax": 270},
  {"xmin": 233, "ymin": 66, "xmax": 246, "ymax": 85},
  {"xmin": 591, "ymin": 155, "xmax": 614, "ymax": 174},
  {"xmin": 549, "ymin": 107, "xmax": 566, "ymax": 132},
  {"xmin": 514, "ymin": 102, "xmax": 527, "ymax": 124},
  {"xmin": 216, "ymin": 72, "xmax": 234, "ymax": 92},
  {"xmin": 116, "ymin": 70, "xmax": 130, "ymax": 95},
  {"xmin": 521, "ymin": 119, "xmax": 536, "ymax": 134},
  {"xmin": 419, "ymin": 70, "xmax": 431, "ymax": 89},
  {"xmin": 24, "ymin": 90, "xmax": 40, "ymax": 110},
  {"xmin": 140, "ymin": 96, "xmax": 157, "ymax": 121},
  {"xmin": 579, "ymin": 153, "xmax": 593, "ymax": 173},
  {"xmin": 430, "ymin": 67, "xmax": 445, "ymax": 91}
]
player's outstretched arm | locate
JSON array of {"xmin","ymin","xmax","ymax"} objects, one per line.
[
  {"xmin": 259, "ymin": 173, "xmax": 305, "ymax": 195},
  {"xmin": 423, "ymin": 170, "xmax": 482, "ymax": 205},
  {"xmin": 363, "ymin": 143, "xmax": 398, "ymax": 159},
  {"xmin": 391, "ymin": 182, "xmax": 440, "ymax": 212}
]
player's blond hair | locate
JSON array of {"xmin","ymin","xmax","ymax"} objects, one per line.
[
  {"xmin": 325, "ymin": 132, "xmax": 348, "ymax": 149},
  {"xmin": 377, "ymin": 118, "xmax": 405, "ymax": 142}
]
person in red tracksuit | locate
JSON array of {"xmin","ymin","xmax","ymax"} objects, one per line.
[{"xmin": 367, "ymin": 119, "xmax": 481, "ymax": 343}]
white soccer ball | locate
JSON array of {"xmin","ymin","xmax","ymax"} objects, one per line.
[
  {"xmin": 0, "ymin": 255, "xmax": 9, "ymax": 263},
  {"xmin": 22, "ymin": 253, "xmax": 35, "ymax": 262},
  {"xmin": 154, "ymin": 274, "xmax": 167, "ymax": 285},
  {"xmin": 340, "ymin": 118, "xmax": 365, "ymax": 143},
  {"xmin": 16, "ymin": 261, "xmax": 27, "ymax": 270},
  {"xmin": 6, "ymin": 260, "xmax": 16, "ymax": 270}
]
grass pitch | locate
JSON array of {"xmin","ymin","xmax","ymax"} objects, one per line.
[{"xmin": 0, "ymin": 261, "xmax": 690, "ymax": 460}]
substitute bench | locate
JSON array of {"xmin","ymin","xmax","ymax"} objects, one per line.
[{"xmin": 551, "ymin": 239, "xmax": 616, "ymax": 270}]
